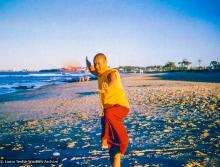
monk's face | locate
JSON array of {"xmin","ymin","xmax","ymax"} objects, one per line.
[{"xmin": 94, "ymin": 56, "xmax": 108, "ymax": 74}]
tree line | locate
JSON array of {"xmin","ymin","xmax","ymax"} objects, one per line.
[{"xmin": 118, "ymin": 59, "xmax": 220, "ymax": 73}]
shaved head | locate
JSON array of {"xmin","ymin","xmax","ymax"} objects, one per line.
[
  {"xmin": 93, "ymin": 53, "xmax": 108, "ymax": 74},
  {"xmin": 93, "ymin": 53, "xmax": 107, "ymax": 63}
]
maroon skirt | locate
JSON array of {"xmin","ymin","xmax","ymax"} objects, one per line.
[{"xmin": 101, "ymin": 104, "xmax": 129, "ymax": 154}]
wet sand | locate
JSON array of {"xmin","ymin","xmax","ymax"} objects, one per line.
[{"xmin": 0, "ymin": 72, "xmax": 219, "ymax": 166}]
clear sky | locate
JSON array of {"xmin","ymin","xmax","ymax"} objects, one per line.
[{"xmin": 0, "ymin": 0, "xmax": 220, "ymax": 70}]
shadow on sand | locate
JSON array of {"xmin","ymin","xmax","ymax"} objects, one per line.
[
  {"xmin": 76, "ymin": 91, "xmax": 98, "ymax": 96},
  {"xmin": 149, "ymin": 71, "xmax": 220, "ymax": 83}
]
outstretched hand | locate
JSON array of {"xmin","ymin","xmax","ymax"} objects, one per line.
[{"xmin": 97, "ymin": 82, "xmax": 109, "ymax": 94}]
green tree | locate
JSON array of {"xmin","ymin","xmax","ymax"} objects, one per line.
[
  {"xmin": 178, "ymin": 59, "xmax": 192, "ymax": 70},
  {"xmin": 164, "ymin": 62, "xmax": 176, "ymax": 71},
  {"xmin": 210, "ymin": 61, "xmax": 220, "ymax": 70},
  {"xmin": 198, "ymin": 59, "xmax": 202, "ymax": 68},
  {"xmin": 123, "ymin": 66, "xmax": 132, "ymax": 72}
]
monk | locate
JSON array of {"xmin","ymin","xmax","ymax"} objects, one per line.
[{"xmin": 86, "ymin": 53, "xmax": 130, "ymax": 167}]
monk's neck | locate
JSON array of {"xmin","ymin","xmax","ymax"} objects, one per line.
[{"xmin": 98, "ymin": 67, "xmax": 109, "ymax": 76}]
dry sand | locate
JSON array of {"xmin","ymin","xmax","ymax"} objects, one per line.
[{"xmin": 0, "ymin": 73, "xmax": 219, "ymax": 166}]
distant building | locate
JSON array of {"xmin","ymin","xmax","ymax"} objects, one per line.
[
  {"xmin": 118, "ymin": 68, "xmax": 125, "ymax": 72},
  {"xmin": 139, "ymin": 69, "xmax": 144, "ymax": 74},
  {"xmin": 60, "ymin": 66, "xmax": 83, "ymax": 72}
]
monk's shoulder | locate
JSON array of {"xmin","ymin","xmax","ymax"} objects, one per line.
[
  {"xmin": 107, "ymin": 68, "xmax": 119, "ymax": 80},
  {"xmin": 109, "ymin": 68, "xmax": 119, "ymax": 75}
]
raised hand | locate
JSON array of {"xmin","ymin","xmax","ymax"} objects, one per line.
[
  {"xmin": 86, "ymin": 56, "xmax": 91, "ymax": 68},
  {"xmin": 86, "ymin": 56, "xmax": 98, "ymax": 76}
]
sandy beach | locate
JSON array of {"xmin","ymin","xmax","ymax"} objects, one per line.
[{"xmin": 0, "ymin": 72, "xmax": 219, "ymax": 166}]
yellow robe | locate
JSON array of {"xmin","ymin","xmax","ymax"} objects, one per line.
[{"xmin": 98, "ymin": 68, "xmax": 130, "ymax": 115}]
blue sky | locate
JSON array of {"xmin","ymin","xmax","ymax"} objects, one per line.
[{"xmin": 0, "ymin": 0, "xmax": 219, "ymax": 70}]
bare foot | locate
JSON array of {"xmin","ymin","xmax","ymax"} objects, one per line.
[
  {"xmin": 113, "ymin": 153, "xmax": 123, "ymax": 167},
  {"xmin": 101, "ymin": 139, "xmax": 108, "ymax": 149}
]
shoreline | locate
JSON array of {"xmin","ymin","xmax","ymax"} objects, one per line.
[
  {"xmin": 0, "ymin": 71, "xmax": 97, "ymax": 96},
  {"xmin": 0, "ymin": 73, "xmax": 219, "ymax": 166},
  {"xmin": 0, "ymin": 71, "xmax": 219, "ymax": 103}
]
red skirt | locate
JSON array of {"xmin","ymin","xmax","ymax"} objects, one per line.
[{"xmin": 101, "ymin": 104, "xmax": 129, "ymax": 154}]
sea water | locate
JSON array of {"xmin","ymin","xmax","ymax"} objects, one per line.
[{"xmin": 0, "ymin": 71, "xmax": 96, "ymax": 95}]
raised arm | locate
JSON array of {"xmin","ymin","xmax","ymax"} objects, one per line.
[{"xmin": 86, "ymin": 56, "xmax": 98, "ymax": 76}]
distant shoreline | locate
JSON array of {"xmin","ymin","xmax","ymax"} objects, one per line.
[
  {"xmin": 147, "ymin": 71, "xmax": 220, "ymax": 83},
  {"xmin": 0, "ymin": 71, "xmax": 97, "ymax": 96},
  {"xmin": 1, "ymin": 71, "xmax": 219, "ymax": 104}
]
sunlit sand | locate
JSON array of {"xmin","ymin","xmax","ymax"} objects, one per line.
[{"xmin": 0, "ymin": 72, "xmax": 219, "ymax": 166}]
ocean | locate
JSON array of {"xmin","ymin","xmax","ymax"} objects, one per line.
[{"xmin": 0, "ymin": 71, "xmax": 96, "ymax": 95}]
